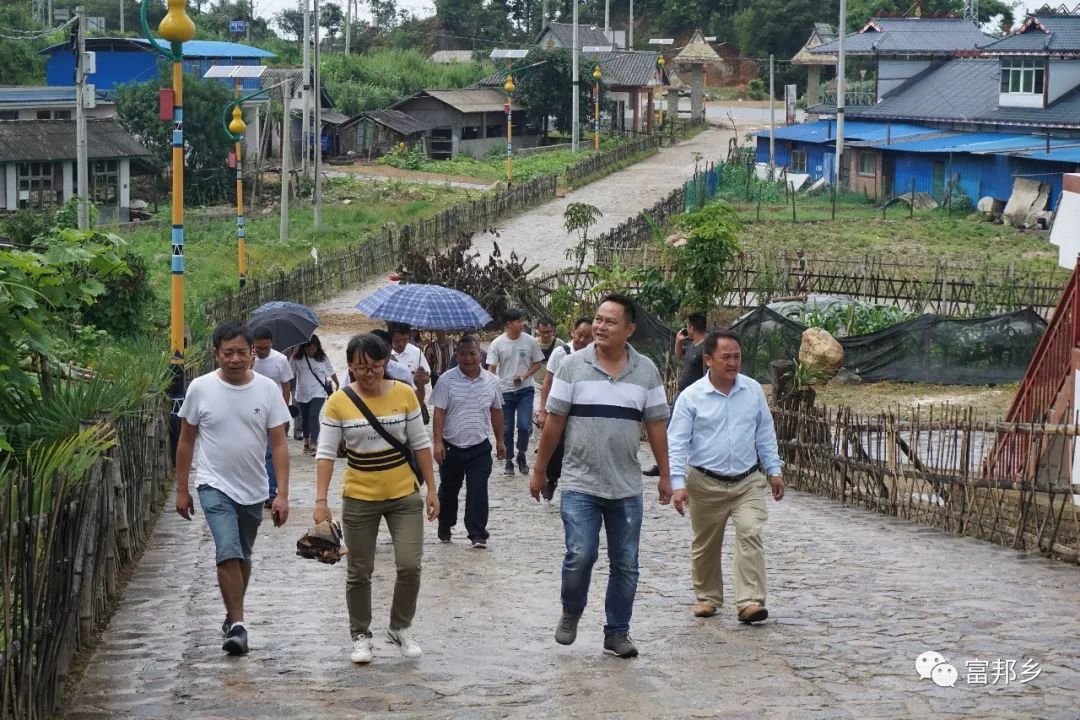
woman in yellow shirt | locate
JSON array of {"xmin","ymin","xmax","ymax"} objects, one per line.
[{"xmin": 315, "ymin": 333, "xmax": 438, "ymax": 665}]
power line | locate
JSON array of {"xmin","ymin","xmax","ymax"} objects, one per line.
[{"xmin": 0, "ymin": 16, "xmax": 75, "ymax": 40}]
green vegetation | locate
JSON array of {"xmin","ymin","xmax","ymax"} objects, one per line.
[
  {"xmin": 321, "ymin": 49, "xmax": 495, "ymax": 116},
  {"xmin": 122, "ymin": 176, "xmax": 477, "ymax": 320},
  {"xmin": 804, "ymin": 303, "xmax": 915, "ymax": 337}
]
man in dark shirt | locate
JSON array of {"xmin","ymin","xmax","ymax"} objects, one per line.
[
  {"xmin": 675, "ymin": 312, "xmax": 708, "ymax": 392},
  {"xmin": 644, "ymin": 312, "xmax": 707, "ymax": 478}
]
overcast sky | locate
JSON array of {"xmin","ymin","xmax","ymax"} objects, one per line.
[{"xmin": 250, "ymin": 0, "xmax": 1061, "ymax": 34}]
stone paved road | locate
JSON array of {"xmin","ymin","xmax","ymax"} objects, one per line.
[{"xmin": 64, "ymin": 431, "xmax": 1080, "ymax": 720}]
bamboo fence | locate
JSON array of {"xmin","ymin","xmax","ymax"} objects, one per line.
[
  {"xmin": 203, "ymin": 174, "xmax": 557, "ymax": 324},
  {"xmin": 0, "ymin": 400, "xmax": 171, "ymax": 720},
  {"xmin": 774, "ymin": 403, "xmax": 1080, "ymax": 563},
  {"xmin": 563, "ymin": 135, "xmax": 660, "ymax": 187}
]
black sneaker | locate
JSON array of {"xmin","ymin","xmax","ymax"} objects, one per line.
[
  {"xmin": 555, "ymin": 609, "xmax": 581, "ymax": 645},
  {"xmin": 517, "ymin": 453, "xmax": 529, "ymax": 475},
  {"xmin": 222, "ymin": 623, "xmax": 249, "ymax": 656},
  {"xmin": 293, "ymin": 427, "xmax": 303, "ymax": 441},
  {"xmin": 504, "ymin": 460, "xmax": 515, "ymax": 477},
  {"xmin": 438, "ymin": 531, "xmax": 452, "ymax": 543},
  {"xmin": 603, "ymin": 632, "xmax": 638, "ymax": 658},
  {"xmin": 221, "ymin": 616, "xmax": 230, "ymax": 638}
]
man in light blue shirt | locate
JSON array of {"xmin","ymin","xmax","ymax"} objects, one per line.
[{"xmin": 668, "ymin": 328, "xmax": 784, "ymax": 625}]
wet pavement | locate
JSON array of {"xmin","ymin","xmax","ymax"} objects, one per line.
[
  {"xmin": 62, "ymin": 126, "xmax": 1080, "ymax": 719},
  {"xmin": 63, "ymin": 435, "xmax": 1080, "ymax": 720}
]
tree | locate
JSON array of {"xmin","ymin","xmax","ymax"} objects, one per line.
[
  {"xmin": 275, "ymin": 8, "xmax": 306, "ymax": 42},
  {"xmin": 514, "ymin": 48, "xmax": 604, "ymax": 135},
  {"xmin": 320, "ymin": 2, "xmax": 345, "ymax": 40},
  {"xmin": 113, "ymin": 74, "xmax": 235, "ymax": 205},
  {"xmin": 563, "ymin": 202, "xmax": 603, "ymax": 274},
  {"xmin": 671, "ymin": 201, "xmax": 741, "ymax": 312}
]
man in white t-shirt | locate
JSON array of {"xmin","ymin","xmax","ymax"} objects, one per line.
[
  {"xmin": 390, "ymin": 323, "xmax": 431, "ymax": 419},
  {"xmin": 176, "ymin": 320, "xmax": 291, "ymax": 657},
  {"xmin": 487, "ymin": 308, "xmax": 545, "ymax": 477},
  {"xmin": 253, "ymin": 326, "xmax": 294, "ymax": 503},
  {"xmin": 534, "ymin": 316, "xmax": 593, "ymax": 503}
]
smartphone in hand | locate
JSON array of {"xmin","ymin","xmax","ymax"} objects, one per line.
[{"xmin": 272, "ymin": 509, "xmax": 282, "ymax": 527}]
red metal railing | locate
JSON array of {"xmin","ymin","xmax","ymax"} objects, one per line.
[{"xmin": 986, "ymin": 257, "xmax": 1080, "ymax": 481}]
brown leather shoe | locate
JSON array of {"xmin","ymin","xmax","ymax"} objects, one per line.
[
  {"xmin": 692, "ymin": 602, "xmax": 717, "ymax": 618},
  {"xmin": 738, "ymin": 602, "xmax": 769, "ymax": 624}
]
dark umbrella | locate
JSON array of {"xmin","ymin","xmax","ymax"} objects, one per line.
[{"xmin": 249, "ymin": 302, "xmax": 319, "ymax": 352}]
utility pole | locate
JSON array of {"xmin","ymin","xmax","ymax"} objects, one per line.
[
  {"xmin": 247, "ymin": 0, "xmax": 252, "ymax": 42},
  {"xmin": 604, "ymin": 0, "xmax": 609, "ymax": 38},
  {"xmin": 345, "ymin": 0, "xmax": 351, "ymax": 54},
  {"xmin": 541, "ymin": 0, "xmax": 548, "ymax": 35},
  {"xmin": 301, "ymin": 3, "xmax": 311, "ymax": 177},
  {"xmin": 571, "ymin": 0, "xmax": 579, "ymax": 152},
  {"xmin": 76, "ymin": 6, "xmax": 89, "ymax": 230},
  {"xmin": 280, "ymin": 76, "xmax": 291, "ymax": 243},
  {"xmin": 628, "ymin": 0, "xmax": 633, "ymax": 48},
  {"xmin": 768, "ymin": 54, "xmax": 775, "ymax": 177},
  {"xmin": 836, "ymin": 0, "xmax": 846, "ymax": 189},
  {"xmin": 313, "ymin": 0, "xmax": 322, "ymax": 229},
  {"xmin": 119, "ymin": 0, "xmax": 124, "ymax": 33}
]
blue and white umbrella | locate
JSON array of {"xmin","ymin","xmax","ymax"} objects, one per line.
[{"xmin": 355, "ymin": 284, "xmax": 492, "ymax": 330}]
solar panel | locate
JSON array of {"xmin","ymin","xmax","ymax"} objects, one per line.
[
  {"xmin": 490, "ymin": 49, "xmax": 528, "ymax": 59},
  {"xmin": 203, "ymin": 64, "xmax": 267, "ymax": 79}
]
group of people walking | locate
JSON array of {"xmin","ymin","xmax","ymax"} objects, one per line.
[{"xmin": 174, "ymin": 294, "xmax": 785, "ymax": 663}]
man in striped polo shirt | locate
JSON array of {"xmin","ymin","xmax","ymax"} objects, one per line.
[
  {"xmin": 530, "ymin": 294, "xmax": 673, "ymax": 658},
  {"xmin": 431, "ymin": 336, "xmax": 505, "ymax": 548}
]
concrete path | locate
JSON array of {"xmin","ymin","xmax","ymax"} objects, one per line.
[
  {"xmin": 313, "ymin": 127, "xmax": 735, "ymax": 318},
  {"xmin": 61, "ymin": 127, "xmax": 1080, "ymax": 719},
  {"xmin": 63, "ymin": 437, "xmax": 1080, "ymax": 719}
]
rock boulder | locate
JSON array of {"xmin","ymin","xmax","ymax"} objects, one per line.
[{"xmin": 798, "ymin": 327, "xmax": 844, "ymax": 381}]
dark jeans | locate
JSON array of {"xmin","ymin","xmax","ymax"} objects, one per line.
[
  {"xmin": 297, "ymin": 396, "xmax": 326, "ymax": 446},
  {"xmin": 501, "ymin": 386, "xmax": 533, "ymax": 458},
  {"xmin": 264, "ymin": 441, "xmax": 276, "ymax": 499},
  {"xmin": 437, "ymin": 439, "xmax": 492, "ymax": 541},
  {"xmin": 560, "ymin": 490, "xmax": 643, "ymax": 636}
]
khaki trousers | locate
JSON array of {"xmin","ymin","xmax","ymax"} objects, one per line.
[
  {"xmin": 341, "ymin": 492, "xmax": 424, "ymax": 638},
  {"xmin": 685, "ymin": 467, "xmax": 768, "ymax": 610}
]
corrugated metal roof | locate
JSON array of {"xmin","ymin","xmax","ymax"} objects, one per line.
[
  {"xmin": 754, "ymin": 119, "xmax": 934, "ymax": 143},
  {"xmin": 811, "ymin": 17, "xmax": 993, "ymax": 56},
  {"xmin": 0, "ymin": 85, "xmax": 107, "ymax": 106},
  {"xmin": 41, "ymin": 37, "xmax": 275, "ymax": 58},
  {"xmin": 420, "ymin": 88, "xmax": 522, "ymax": 113},
  {"xmin": 1013, "ymin": 145, "xmax": 1080, "ymax": 163},
  {"xmin": 0, "ymin": 118, "xmax": 150, "ymax": 162},
  {"xmin": 982, "ymin": 13, "xmax": 1080, "ymax": 55},
  {"xmin": 536, "ymin": 22, "xmax": 610, "ymax": 48},
  {"xmin": 429, "ymin": 50, "xmax": 476, "ymax": 63},
  {"xmin": 358, "ymin": 109, "xmax": 429, "ymax": 134},
  {"xmin": 872, "ymin": 132, "xmax": 1043, "ymax": 153}
]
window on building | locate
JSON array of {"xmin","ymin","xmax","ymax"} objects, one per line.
[
  {"xmin": 790, "ymin": 148, "xmax": 807, "ymax": 174},
  {"xmin": 461, "ymin": 126, "xmax": 480, "ymax": 140},
  {"xmin": 1000, "ymin": 58, "xmax": 1045, "ymax": 95},
  {"xmin": 53, "ymin": 110, "xmax": 71, "ymax": 120},
  {"xmin": 92, "ymin": 159, "xmax": 119, "ymax": 205},
  {"xmin": 858, "ymin": 151, "xmax": 876, "ymax": 177},
  {"xmin": 36, "ymin": 109, "xmax": 51, "ymax": 120},
  {"xmin": 0, "ymin": 110, "xmax": 16, "ymax": 120},
  {"xmin": 16, "ymin": 162, "xmax": 59, "ymax": 209}
]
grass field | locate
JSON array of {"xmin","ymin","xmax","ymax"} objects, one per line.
[
  {"xmin": 121, "ymin": 176, "xmax": 480, "ymax": 322},
  {"xmin": 723, "ymin": 193, "xmax": 1065, "ymax": 278},
  {"xmin": 812, "ymin": 381, "xmax": 1019, "ymax": 419}
]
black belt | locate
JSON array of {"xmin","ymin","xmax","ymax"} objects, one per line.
[{"xmin": 692, "ymin": 465, "xmax": 758, "ymax": 483}]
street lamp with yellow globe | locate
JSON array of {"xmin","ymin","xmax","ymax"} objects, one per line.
[
  {"xmin": 504, "ymin": 75, "xmax": 515, "ymax": 185},
  {"xmin": 592, "ymin": 65, "xmax": 602, "ymax": 150}
]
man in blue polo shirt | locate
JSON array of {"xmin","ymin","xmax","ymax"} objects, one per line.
[
  {"xmin": 667, "ymin": 328, "xmax": 785, "ymax": 625},
  {"xmin": 530, "ymin": 294, "xmax": 672, "ymax": 659}
]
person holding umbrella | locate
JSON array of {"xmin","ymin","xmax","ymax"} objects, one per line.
[{"xmin": 314, "ymin": 333, "xmax": 439, "ymax": 665}]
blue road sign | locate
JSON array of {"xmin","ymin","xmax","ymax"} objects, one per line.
[{"xmin": 229, "ymin": 20, "xmax": 246, "ymax": 33}]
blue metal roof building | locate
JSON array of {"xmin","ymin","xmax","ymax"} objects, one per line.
[
  {"xmin": 755, "ymin": 119, "xmax": 1080, "ymax": 209},
  {"xmin": 41, "ymin": 38, "xmax": 275, "ymax": 92}
]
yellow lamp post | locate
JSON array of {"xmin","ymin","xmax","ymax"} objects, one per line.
[
  {"xmin": 592, "ymin": 64, "xmax": 601, "ymax": 150},
  {"xmin": 143, "ymin": 0, "xmax": 194, "ymax": 418},
  {"xmin": 657, "ymin": 54, "xmax": 666, "ymax": 130},
  {"xmin": 504, "ymin": 75, "xmax": 515, "ymax": 185},
  {"xmin": 228, "ymin": 103, "xmax": 247, "ymax": 286}
]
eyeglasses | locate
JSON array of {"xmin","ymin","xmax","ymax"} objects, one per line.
[{"xmin": 353, "ymin": 362, "xmax": 387, "ymax": 376}]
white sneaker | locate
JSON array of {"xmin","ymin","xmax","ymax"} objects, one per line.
[
  {"xmin": 386, "ymin": 627, "xmax": 422, "ymax": 658},
  {"xmin": 350, "ymin": 635, "xmax": 374, "ymax": 664}
]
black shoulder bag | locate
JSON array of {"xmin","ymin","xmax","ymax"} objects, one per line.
[
  {"xmin": 305, "ymin": 355, "xmax": 334, "ymax": 396},
  {"xmin": 341, "ymin": 386, "xmax": 422, "ymax": 485}
]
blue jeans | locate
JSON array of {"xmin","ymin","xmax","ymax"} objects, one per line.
[
  {"xmin": 264, "ymin": 441, "xmax": 276, "ymax": 499},
  {"xmin": 297, "ymin": 396, "xmax": 326, "ymax": 446},
  {"xmin": 502, "ymin": 387, "xmax": 534, "ymax": 457},
  {"xmin": 559, "ymin": 490, "xmax": 643, "ymax": 636}
]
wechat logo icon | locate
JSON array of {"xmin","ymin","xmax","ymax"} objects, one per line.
[{"xmin": 916, "ymin": 651, "xmax": 958, "ymax": 688}]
